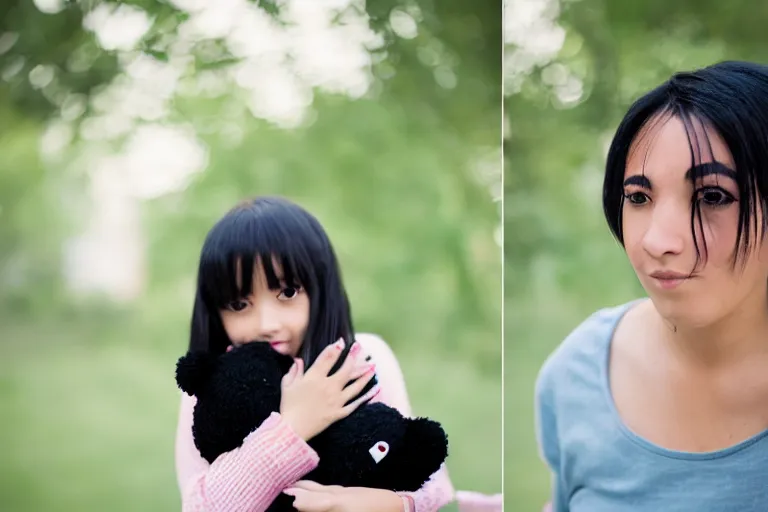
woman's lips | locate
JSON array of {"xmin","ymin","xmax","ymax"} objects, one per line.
[{"xmin": 649, "ymin": 270, "xmax": 692, "ymax": 290}]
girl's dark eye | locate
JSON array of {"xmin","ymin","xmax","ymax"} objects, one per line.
[
  {"xmin": 226, "ymin": 300, "xmax": 249, "ymax": 312},
  {"xmin": 623, "ymin": 192, "xmax": 649, "ymax": 205},
  {"xmin": 698, "ymin": 187, "xmax": 734, "ymax": 207},
  {"xmin": 278, "ymin": 286, "xmax": 301, "ymax": 301}
]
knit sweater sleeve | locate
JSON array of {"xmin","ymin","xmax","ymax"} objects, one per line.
[
  {"xmin": 356, "ymin": 333, "xmax": 456, "ymax": 512},
  {"xmin": 175, "ymin": 393, "xmax": 319, "ymax": 512}
]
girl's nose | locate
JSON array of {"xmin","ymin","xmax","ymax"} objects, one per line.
[{"xmin": 253, "ymin": 302, "xmax": 281, "ymax": 340}]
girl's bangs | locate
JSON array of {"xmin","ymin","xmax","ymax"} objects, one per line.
[{"xmin": 198, "ymin": 212, "xmax": 310, "ymax": 309}]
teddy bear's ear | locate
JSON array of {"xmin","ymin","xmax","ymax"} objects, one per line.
[
  {"xmin": 399, "ymin": 417, "xmax": 449, "ymax": 482},
  {"xmin": 175, "ymin": 350, "xmax": 217, "ymax": 396}
]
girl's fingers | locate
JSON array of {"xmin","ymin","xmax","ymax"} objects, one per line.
[
  {"xmin": 291, "ymin": 480, "xmax": 333, "ymax": 491},
  {"xmin": 293, "ymin": 358, "xmax": 305, "ymax": 382},
  {"xmin": 307, "ymin": 338, "xmax": 346, "ymax": 377},
  {"xmin": 290, "ymin": 480, "xmax": 344, "ymax": 493},
  {"xmin": 282, "ymin": 487, "xmax": 335, "ymax": 512},
  {"xmin": 332, "ymin": 341, "xmax": 363, "ymax": 383},
  {"xmin": 348, "ymin": 360, "xmax": 376, "ymax": 380},
  {"xmin": 340, "ymin": 383, "xmax": 381, "ymax": 417},
  {"xmin": 341, "ymin": 366, "xmax": 376, "ymax": 403},
  {"xmin": 281, "ymin": 365, "xmax": 294, "ymax": 387},
  {"xmin": 282, "ymin": 358, "xmax": 302, "ymax": 387}
]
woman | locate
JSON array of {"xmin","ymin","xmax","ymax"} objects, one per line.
[{"xmin": 536, "ymin": 61, "xmax": 768, "ymax": 511}]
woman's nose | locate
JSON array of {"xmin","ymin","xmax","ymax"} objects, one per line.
[{"xmin": 641, "ymin": 201, "xmax": 687, "ymax": 259}]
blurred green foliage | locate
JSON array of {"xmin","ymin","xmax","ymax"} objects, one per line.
[
  {"xmin": 504, "ymin": 0, "xmax": 768, "ymax": 509},
  {"xmin": 0, "ymin": 1, "xmax": 502, "ymax": 510}
]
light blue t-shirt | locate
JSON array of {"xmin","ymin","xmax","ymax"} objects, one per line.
[{"xmin": 535, "ymin": 300, "xmax": 768, "ymax": 512}]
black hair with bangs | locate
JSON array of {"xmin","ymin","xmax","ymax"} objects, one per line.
[
  {"xmin": 603, "ymin": 60, "xmax": 768, "ymax": 269},
  {"xmin": 188, "ymin": 196, "xmax": 355, "ymax": 368}
]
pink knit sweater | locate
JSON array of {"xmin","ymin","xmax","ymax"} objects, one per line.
[{"xmin": 174, "ymin": 334, "xmax": 456, "ymax": 512}]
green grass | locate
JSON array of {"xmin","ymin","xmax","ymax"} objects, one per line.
[{"xmin": 0, "ymin": 314, "xmax": 500, "ymax": 511}]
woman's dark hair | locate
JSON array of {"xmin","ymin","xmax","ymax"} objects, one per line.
[
  {"xmin": 603, "ymin": 60, "xmax": 768, "ymax": 268},
  {"xmin": 188, "ymin": 196, "xmax": 355, "ymax": 368}
]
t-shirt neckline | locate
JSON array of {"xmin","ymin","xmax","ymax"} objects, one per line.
[{"xmin": 599, "ymin": 298, "xmax": 768, "ymax": 461}]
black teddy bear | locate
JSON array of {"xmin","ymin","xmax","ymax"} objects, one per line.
[{"xmin": 175, "ymin": 341, "xmax": 449, "ymax": 511}]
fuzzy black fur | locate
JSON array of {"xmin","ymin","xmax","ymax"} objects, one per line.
[{"xmin": 176, "ymin": 342, "xmax": 449, "ymax": 511}]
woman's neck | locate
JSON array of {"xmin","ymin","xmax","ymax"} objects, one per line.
[{"xmin": 653, "ymin": 293, "xmax": 768, "ymax": 370}]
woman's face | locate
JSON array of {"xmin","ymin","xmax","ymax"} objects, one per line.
[
  {"xmin": 621, "ymin": 114, "xmax": 768, "ymax": 328},
  {"xmin": 219, "ymin": 256, "xmax": 309, "ymax": 357}
]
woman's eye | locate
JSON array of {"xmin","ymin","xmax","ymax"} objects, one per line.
[
  {"xmin": 698, "ymin": 188, "xmax": 734, "ymax": 207},
  {"xmin": 278, "ymin": 286, "xmax": 301, "ymax": 301},
  {"xmin": 623, "ymin": 191, "xmax": 648, "ymax": 205},
  {"xmin": 226, "ymin": 300, "xmax": 249, "ymax": 312}
]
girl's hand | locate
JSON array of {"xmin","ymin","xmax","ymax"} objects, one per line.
[
  {"xmin": 280, "ymin": 339, "xmax": 378, "ymax": 441},
  {"xmin": 283, "ymin": 481, "xmax": 403, "ymax": 512}
]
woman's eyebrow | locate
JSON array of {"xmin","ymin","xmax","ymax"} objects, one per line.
[
  {"xmin": 623, "ymin": 175, "xmax": 652, "ymax": 189},
  {"xmin": 684, "ymin": 162, "xmax": 737, "ymax": 181},
  {"xmin": 622, "ymin": 162, "xmax": 737, "ymax": 189}
]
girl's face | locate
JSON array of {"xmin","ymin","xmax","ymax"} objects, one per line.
[
  {"xmin": 622, "ymin": 115, "xmax": 768, "ymax": 327},
  {"xmin": 219, "ymin": 257, "xmax": 309, "ymax": 357}
]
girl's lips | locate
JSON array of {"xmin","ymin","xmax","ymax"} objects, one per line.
[{"xmin": 269, "ymin": 341, "xmax": 291, "ymax": 354}]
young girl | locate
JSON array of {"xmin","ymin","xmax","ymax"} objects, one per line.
[
  {"xmin": 536, "ymin": 61, "xmax": 768, "ymax": 511},
  {"xmin": 174, "ymin": 196, "xmax": 457, "ymax": 512}
]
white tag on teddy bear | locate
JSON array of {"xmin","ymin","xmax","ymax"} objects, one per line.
[{"xmin": 369, "ymin": 441, "xmax": 389, "ymax": 463}]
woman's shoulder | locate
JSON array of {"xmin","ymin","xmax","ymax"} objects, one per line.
[
  {"xmin": 560, "ymin": 299, "xmax": 642, "ymax": 354},
  {"xmin": 536, "ymin": 299, "xmax": 643, "ymax": 396}
]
